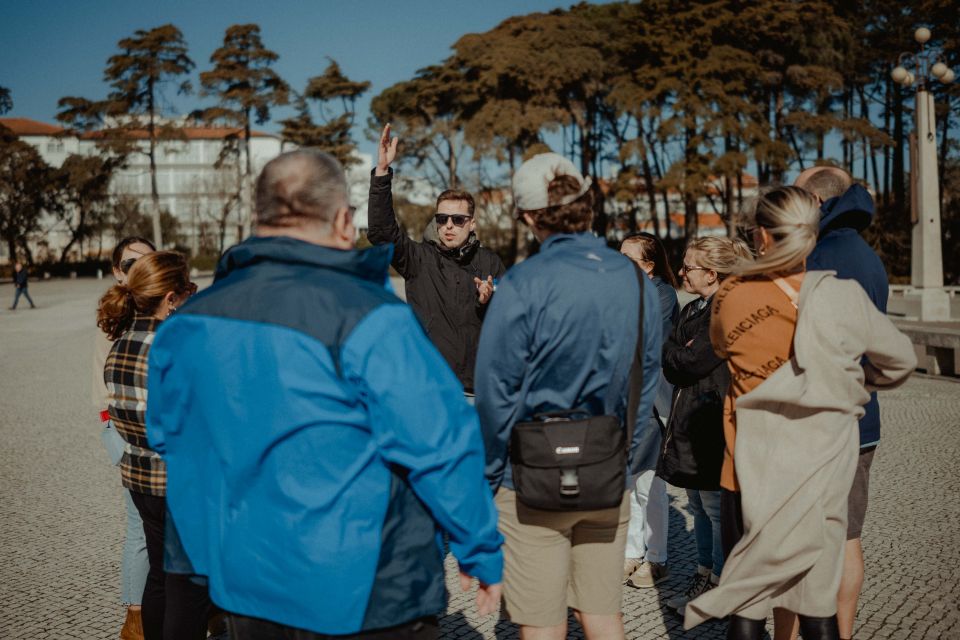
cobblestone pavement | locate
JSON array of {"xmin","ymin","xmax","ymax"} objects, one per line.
[{"xmin": 1, "ymin": 279, "xmax": 958, "ymax": 639}]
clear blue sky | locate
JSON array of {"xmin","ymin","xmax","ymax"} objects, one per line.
[{"xmin": 1, "ymin": 0, "xmax": 580, "ymax": 159}]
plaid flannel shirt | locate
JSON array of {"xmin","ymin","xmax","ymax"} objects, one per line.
[{"xmin": 104, "ymin": 314, "xmax": 166, "ymax": 496}]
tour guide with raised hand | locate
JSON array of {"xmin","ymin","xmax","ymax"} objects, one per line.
[
  {"xmin": 145, "ymin": 149, "xmax": 503, "ymax": 639},
  {"xmin": 367, "ymin": 123, "xmax": 505, "ymax": 393}
]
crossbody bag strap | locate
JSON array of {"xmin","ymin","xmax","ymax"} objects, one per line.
[
  {"xmin": 625, "ymin": 264, "xmax": 646, "ymax": 451},
  {"xmin": 772, "ymin": 275, "xmax": 800, "ymax": 309}
]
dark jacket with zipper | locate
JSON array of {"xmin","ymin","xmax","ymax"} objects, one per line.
[
  {"xmin": 807, "ymin": 184, "xmax": 886, "ymax": 448},
  {"xmin": 367, "ymin": 169, "xmax": 505, "ymax": 392},
  {"xmin": 656, "ymin": 295, "xmax": 728, "ymax": 490}
]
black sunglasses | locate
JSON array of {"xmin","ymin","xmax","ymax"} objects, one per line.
[
  {"xmin": 435, "ymin": 214, "xmax": 473, "ymax": 228},
  {"xmin": 119, "ymin": 257, "xmax": 138, "ymax": 274}
]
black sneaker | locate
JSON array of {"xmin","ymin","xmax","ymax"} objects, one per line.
[{"xmin": 665, "ymin": 568, "xmax": 712, "ymax": 610}]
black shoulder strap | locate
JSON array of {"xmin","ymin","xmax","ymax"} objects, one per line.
[{"xmin": 625, "ymin": 265, "xmax": 646, "ymax": 448}]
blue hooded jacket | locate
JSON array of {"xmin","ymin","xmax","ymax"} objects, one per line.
[
  {"xmin": 807, "ymin": 183, "xmax": 888, "ymax": 447},
  {"xmin": 475, "ymin": 233, "xmax": 662, "ymax": 490},
  {"xmin": 146, "ymin": 236, "xmax": 503, "ymax": 635}
]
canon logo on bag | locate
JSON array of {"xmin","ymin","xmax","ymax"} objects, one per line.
[{"xmin": 555, "ymin": 446, "xmax": 580, "ymax": 455}]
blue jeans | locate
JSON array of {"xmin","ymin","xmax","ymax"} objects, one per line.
[
  {"xmin": 11, "ymin": 286, "xmax": 35, "ymax": 309},
  {"xmin": 102, "ymin": 421, "xmax": 149, "ymax": 605},
  {"xmin": 686, "ymin": 489, "xmax": 724, "ymax": 576}
]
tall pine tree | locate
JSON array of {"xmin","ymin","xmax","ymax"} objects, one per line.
[
  {"xmin": 57, "ymin": 24, "xmax": 194, "ymax": 247},
  {"xmin": 199, "ymin": 24, "xmax": 289, "ymax": 238}
]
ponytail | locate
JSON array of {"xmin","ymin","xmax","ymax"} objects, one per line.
[
  {"xmin": 735, "ymin": 186, "xmax": 819, "ymax": 277},
  {"xmin": 96, "ymin": 251, "xmax": 191, "ymax": 340},
  {"xmin": 97, "ymin": 284, "xmax": 137, "ymax": 340}
]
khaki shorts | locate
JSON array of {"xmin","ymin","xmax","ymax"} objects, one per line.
[{"xmin": 495, "ymin": 488, "xmax": 630, "ymax": 627}]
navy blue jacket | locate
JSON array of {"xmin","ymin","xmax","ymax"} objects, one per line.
[
  {"xmin": 146, "ymin": 237, "xmax": 502, "ymax": 635},
  {"xmin": 475, "ymin": 233, "xmax": 662, "ymax": 491},
  {"xmin": 807, "ymin": 184, "xmax": 888, "ymax": 447}
]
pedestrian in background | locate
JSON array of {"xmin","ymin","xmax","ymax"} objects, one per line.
[
  {"xmin": 657, "ymin": 236, "xmax": 751, "ymax": 615},
  {"xmin": 9, "ymin": 261, "xmax": 36, "ymax": 310},
  {"xmin": 684, "ymin": 186, "xmax": 915, "ymax": 640},
  {"xmin": 93, "ymin": 235, "xmax": 155, "ymax": 640},
  {"xmin": 98, "ymin": 251, "xmax": 206, "ymax": 640},
  {"xmin": 620, "ymin": 232, "xmax": 679, "ymax": 589}
]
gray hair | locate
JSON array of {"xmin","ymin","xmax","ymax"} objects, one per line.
[
  {"xmin": 798, "ymin": 166, "xmax": 852, "ymax": 201},
  {"xmin": 255, "ymin": 149, "xmax": 347, "ymax": 228}
]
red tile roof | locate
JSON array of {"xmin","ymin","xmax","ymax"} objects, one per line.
[
  {"xmin": 669, "ymin": 212, "xmax": 727, "ymax": 229},
  {"xmin": 0, "ymin": 118, "xmax": 65, "ymax": 136},
  {"xmin": 80, "ymin": 126, "xmax": 274, "ymax": 141},
  {"xmin": 0, "ymin": 118, "xmax": 275, "ymax": 140}
]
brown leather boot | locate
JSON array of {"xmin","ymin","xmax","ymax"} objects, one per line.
[{"xmin": 119, "ymin": 606, "xmax": 144, "ymax": 640}]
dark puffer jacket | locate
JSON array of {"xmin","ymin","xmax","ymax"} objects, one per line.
[
  {"xmin": 656, "ymin": 295, "xmax": 729, "ymax": 490},
  {"xmin": 367, "ymin": 169, "xmax": 505, "ymax": 392}
]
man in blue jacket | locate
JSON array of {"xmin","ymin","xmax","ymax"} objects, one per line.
[
  {"xmin": 146, "ymin": 149, "xmax": 502, "ymax": 639},
  {"xmin": 796, "ymin": 165, "xmax": 888, "ymax": 640},
  {"xmin": 476, "ymin": 152, "xmax": 661, "ymax": 640}
]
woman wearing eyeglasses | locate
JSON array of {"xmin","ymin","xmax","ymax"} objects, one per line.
[
  {"xmin": 99, "ymin": 251, "xmax": 207, "ymax": 640},
  {"xmin": 92, "ymin": 236, "xmax": 155, "ymax": 640},
  {"xmin": 656, "ymin": 236, "xmax": 751, "ymax": 616},
  {"xmin": 683, "ymin": 187, "xmax": 915, "ymax": 640}
]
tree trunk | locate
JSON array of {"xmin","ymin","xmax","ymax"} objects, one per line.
[
  {"xmin": 939, "ymin": 98, "xmax": 950, "ymax": 215},
  {"xmin": 446, "ymin": 134, "xmax": 458, "ymax": 189},
  {"xmin": 892, "ymin": 82, "xmax": 905, "ymax": 212},
  {"xmin": 772, "ymin": 89, "xmax": 785, "ymax": 184},
  {"xmin": 683, "ymin": 125, "xmax": 698, "ymax": 240},
  {"xmin": 59, "ymin": 206, "xmax": 86, "ymax": 264},
  {"xmin": 147, "ymin": 78, "xmax": 163, "ymax": 248},
  {"xmin": 644, "ymin": 118, "xmax": 672, "ymax": 239},
  {"xmin": 638, "ymin": 133, "xmax": 660, "ymax": 238},
  {"xmin": 859, "ymin": 86, "xmax": 881, "ymax": 191},
  {"xmin": 241, "ymin": 109, "xmax": 253, "ymax": 241},
  {"xmin": 883, "ymin": 76, "xmax": 892, "ymax": 205},
  {"xmin": 724, "ymin": 135, "xmax": 736, "ymax": 237},
  {"xmin": 17, "ymin": 236, "xmax": 34, "ymax": 265}
]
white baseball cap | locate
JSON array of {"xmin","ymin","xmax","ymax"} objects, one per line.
[{"xmin": 513, "ymin": 152, "xmax": 592, "ymax": 212}]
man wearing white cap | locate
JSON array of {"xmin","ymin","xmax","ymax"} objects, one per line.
[{"xmin": 476, "ymin": 152, "xmax": 662, "ymax": 639}]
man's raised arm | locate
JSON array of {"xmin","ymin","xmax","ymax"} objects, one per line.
[{"xmin": 367, "ymin": 123, "xmax": 420, "ymax": 278}]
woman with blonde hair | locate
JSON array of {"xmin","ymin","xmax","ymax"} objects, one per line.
[
  {"xmin": 655, "ymin": 235, "xmax": 751, "ymax": 614},
  {"xmin": 683, "ymin": 187, "xmax": 916, "ymax": 640},
  {"xmin": 99, "ymin": 251, "xmax": 206, "ymax": 640}
]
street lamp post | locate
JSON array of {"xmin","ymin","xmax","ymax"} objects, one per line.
[{"xmin": 892, "ymin": 27, "xmax": 955, "ymax": 321}]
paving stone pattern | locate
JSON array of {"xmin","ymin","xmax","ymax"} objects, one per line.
[{"xmin": 1, "ymin": 279, "xmax": 958, "ymax": 639}]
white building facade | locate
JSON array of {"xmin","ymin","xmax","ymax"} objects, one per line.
[{"xmin": 1, "ymin": 117, "xmax": 287, "ymax": 262}]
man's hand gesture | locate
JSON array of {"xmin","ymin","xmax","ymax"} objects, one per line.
[
  {"xmin": 375, "ymin": 123, "xmax": 399, "ymax": 177},
  {"xmin": 474, "ymin": 276, "xmax": 495, "ymax": 305}
]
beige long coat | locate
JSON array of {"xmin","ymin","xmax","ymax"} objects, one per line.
[{"xmin": 685, "ymin": 270, "xmax": 916, "ymax": 628}]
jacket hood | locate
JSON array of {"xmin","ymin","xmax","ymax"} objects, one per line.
[
  {"xmin": 215, "ymin": 236, "xmax": 394, "ymax": 283},
  {"xmin": 818, "ymin": 183, "xmax": 874, "ymax": 233}
]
